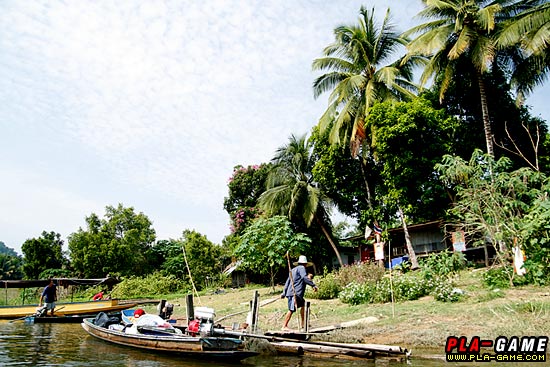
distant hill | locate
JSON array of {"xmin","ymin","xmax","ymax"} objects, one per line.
[{"xmin": 0, "ymin": 241, "xmax": 19, "ymax": 257}]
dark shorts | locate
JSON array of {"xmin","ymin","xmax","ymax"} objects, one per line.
[{"xmin": 287, "ymin": 296, "xmax": 304, "ymax": 312}]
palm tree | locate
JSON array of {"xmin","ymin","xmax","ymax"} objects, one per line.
[
  {"xmin": 403, "ymin": 0, "xmax": 520, "ymax": 157},
  {"xmin": 312, "ymin": 7, "xmax": 420, "ymax": 209},
  {"xmin": 258, "ymin": 134, "xmax": 344, "ymax": 267},
  {"xmin": 496, "ymin": 0, "xmax": 550, "ymax": 102}
]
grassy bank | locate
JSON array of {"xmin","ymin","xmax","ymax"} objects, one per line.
[{"xmin": 145, "ymin": 270, "xmax": 550, "ymax": 349}]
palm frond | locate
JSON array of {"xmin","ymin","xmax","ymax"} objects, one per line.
[
  {"xmin": 477, "ymin": 3, "xmax": 502, "ymax": 32},
  {"xmin": 312, "ymin": 57, "xmax": 356, "ymax": 73},
  {"xmin": 407, "ymin": 24, "xmax": 454, "ymax": 56},
  {"xmin": 448, "ymin": 26, "xmax": 474, "ymax": 59},
  {"xmin": 312, "ymin": 71, "xmax": 350, "ymax": 99}
]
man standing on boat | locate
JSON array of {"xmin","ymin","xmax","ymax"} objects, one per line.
[
  {"xmin": 281, "ymin": 255, "xmax": 317, "ymax": 331},
  {"xmin": 39, "ymin": 279, "xmax": 57, "ymax": 316}
]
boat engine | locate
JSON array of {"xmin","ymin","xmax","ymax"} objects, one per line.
[{"xmin": 187, "ymin": 306, "xmax": 215, "ymax": 336}]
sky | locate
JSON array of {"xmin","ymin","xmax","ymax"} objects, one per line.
[{"xmin": 1, "ymin": 1, "xmax": 548, "ymax": 256}]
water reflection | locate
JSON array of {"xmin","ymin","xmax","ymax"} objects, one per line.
[{"xmin": 0, "ymin": 321, "xmax": 543, "ymax": 367}]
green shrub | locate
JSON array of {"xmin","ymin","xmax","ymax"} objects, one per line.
[
  {"xmin": 110, "ymin": 272, "xmax": 188, "ymax": 299},
  {"xmin": 420, "ymin": 250, "xmax": 467, "ymax": 278},
  {"xmin": 307, "ymin": 272, "xmax": 341, "ymax": 300},
  {"xmin": 335, "ymin": 262, "xmax": 385, "ymax": 287},
  {"xmin": 430, "ymin": 277, "xmax": 463, "ymax": 302},
  {"xmin": 393, "ymin": 274, "xmax": 430, "ymax": 301},
  {"xmin": 339, "ymin": 273, "xmax": 433, "ymax": 305},
  {"xmin": 339, "ymin": 282, "xmax": 374, "ymax": 305},
  {"xmin": 482, "ymin": 266, "xmax": 514, "ymax": 289}
]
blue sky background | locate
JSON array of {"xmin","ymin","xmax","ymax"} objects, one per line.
[{"xmin": 1, "ymin": 1, "xmax": 548, "ymax": 255}]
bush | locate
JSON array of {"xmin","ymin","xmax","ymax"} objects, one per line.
[
  {"xmin": 307, "ymin": 272, "xmax": 341, "ymax": 300},
  {"xmin": 335, "ymin": 262, "xmax": 385, "ymax": 287},
  {"xmin": 420, "ymin": 250, "xmax": 467, "ymax": 278},
  {"xmin": 482, "ymin": 266, "xmax": 514, "ymax": 289},
  {"xmin": 430, "ymin": 277, "xmax": 463, "ymax": 302},
  {"xmin": 110, "ymin": 272, "xmax": 188, "ymax": 299},
  {"xmin": 393, "ymin": 274, "xmax": 430, "ymax": 301},
  {"xmin": 339, "ymin": 272, "xmax": 434, "ymax": 305},
  {"xmin": 339, "ymin": 282, "xmax": 374, "ymax": 305}
]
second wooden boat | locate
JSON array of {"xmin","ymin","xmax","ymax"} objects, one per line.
[
  {"xmin": 81, "ymin": 316, "xmax": 258, "ymax": 362},
  {"xmin": 1, "ymin": 299, "xmax": 137, "ymax": 320}
]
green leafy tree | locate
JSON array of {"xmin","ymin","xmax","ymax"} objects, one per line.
[
  {"xmin": 234, "ymin": 216, "xmax": 311, "ymax": 289},
  {"xmin": 21, "ymin": 231, "xmax": 68, "ymax": 279},
  {"xmin": 436, "ymin": 149, "xmax": 550, "ymax": 283},
  {"xmin": 153, "ymin": 232, "xmax": 224, "ymax": 290},
  {"xmin": 224, "ymin": 164, "xmax": 270, "ymax": 235},
  {"xmin": 0, "ymin": 241, "xmax": 19, "ymax": 257},
  {"xmin": 310, "ymin": 125, "xmax": 371, "ymax": 222},
  {"xmin": 152, "ymin": 239, "xmax": 185, "ymax": 277},
  {"xmin": 68, "ymin": 204, "xmax": 156, "ymax": 278},
  {"xmin": 367, "ymin": 98, "xmax": 459, "ymax": 221},
  {"xmin": 365, "ymin": 98, "xmax": 459, "ymax": 268},
  {"xmin": 259, "ymin": 134, "xmax": 344, "ymax": 266},
  {"xmin": 0, "ymin": 254, "xmax": 23, "ymax": 280},
  {"xmin": 180, "ymin": 230, "xmax": 222, "ymax": 289}
]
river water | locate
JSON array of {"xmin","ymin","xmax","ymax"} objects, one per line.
[{"xmin": 0, "ymin": 321, "xmax": 547, "ymax": 367}]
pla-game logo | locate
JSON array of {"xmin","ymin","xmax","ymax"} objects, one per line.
[{"xmin": 445, "ymin": 335, "xmax": 548, "ymax": 362}]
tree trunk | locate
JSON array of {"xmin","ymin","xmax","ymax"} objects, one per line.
[
  {"xmin": 315, "ymin": 215, "xmax": 344, "ymax": 267},
  {"xmin": 359, "ymin": 157, "xmax": 374, "ymax": 210},
  {"xmin": 398, "ymin": 207, "xmax": 419, "ymax": 270},
  {"xmin": 477, "ymin": 72, "xmax": 494, "ymax": 157}
]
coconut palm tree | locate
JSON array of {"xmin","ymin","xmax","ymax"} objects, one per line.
[
  {"xmin": 496, "ymin": 0, "xmax": 550, "ymax": 102},
  {"xmin": 403, "ymin": 0, "xmax": 521, "ymax": 157},
  {"xmin": 312, "ymin": 6, "xmax": 420, "ymax": 210},
  {"xmin": 313, "ymin": 6, "xmax": 419, "ymax": 149},
  {"xmin": 258, "ymin": 134, "xmax": 344, "ymax": 267}
]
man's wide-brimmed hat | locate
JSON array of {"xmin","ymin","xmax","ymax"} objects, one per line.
[{"xmin": 293, "ymin": 255, "xmax": 313, "ymax": 267}]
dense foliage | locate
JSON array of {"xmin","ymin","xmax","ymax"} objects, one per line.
[
  {"xmin": 0, "ymin": 241, "xmax": 23, "ymax": 280},
  {"xmin": 68, "ymin": 204, "xmax": 156, "ymax": 278},
  {"xmin": 365, "ymin": 97, "xmax": 459, "ymax": 223},
  {"xmin": 224, "ymin": 164, "xmax": 270, "ymax": 235},
  {"xmin": 21, "ymin": 231, "xmax": 68, "ymax": 279},
  {"xmin": 436, "ymin": 150, "xmax": 550, "ymax": 284},
  {"xmin": 109, "ymin": 272, "xmax": 187, "ymax": 299},
  {"xmin": 235, "ymin": 216, "xmax": 312, "ymax": 289},
  {"xmin": 0, "ymin": 254, "xmax": 23, "ymax": 280}
]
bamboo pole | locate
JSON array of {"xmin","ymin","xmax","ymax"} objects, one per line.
[{"xmin": 182, "ymin": 245, "xmax": 201, "ymax": 304}]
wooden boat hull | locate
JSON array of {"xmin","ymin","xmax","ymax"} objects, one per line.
[
  {"xmin": 81, "ymin": 318, "xmax": 258, "ymax": 362},
  {"xmin": 25, "ymin": 311, "xmax": 123, "ymax": 324},
  {"xmin": 0, "ymin": 299, "xmax": 137, "ymax": 319}
]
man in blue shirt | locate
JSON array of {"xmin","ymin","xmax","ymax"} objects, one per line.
[
  {"xmin": 39, "ymin": 279, "xmax": 57, "ymax": 316},
  {"xmin": 281, "ymin": 255, "xmax": 317, "ymax": 331}
]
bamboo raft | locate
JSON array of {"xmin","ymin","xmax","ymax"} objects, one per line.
[
  {"xmin": 218, "ymin": 328, "xmax": 410, "ymax": 360},
  {"xmin": 210, "ymin": 291, "xmax": 410, "ymax": 361}
]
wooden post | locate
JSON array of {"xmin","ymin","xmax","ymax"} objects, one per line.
[
  {"xmin": 185, "ymin": 294, "xmax": 194, "ymax": 323},
  {"xmin": 158, "ymin": 299, "xmax": 167, "ymax": 319},
  {"xmin": 305, "ymin": 301, "xmax": 310, "ymax": 333},
  {"xmin": 250, "ymin": 290, "xmax": 259, "ymax": 333}
]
